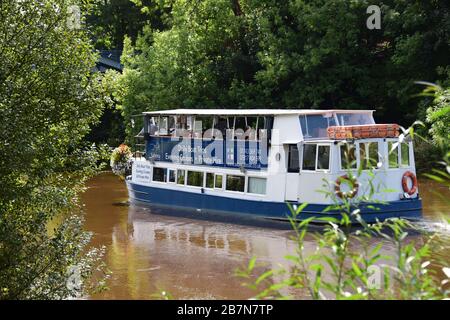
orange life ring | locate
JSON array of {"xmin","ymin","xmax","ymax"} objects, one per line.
[
  {"xmin": 335, "ymin": 175, "xmax": 359, "ymax": 199},
  {"xmin": 402, "ymin": 171, "xmax": 418, "ymax": 195}
]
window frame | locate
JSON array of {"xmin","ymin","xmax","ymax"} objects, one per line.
[
  {"xmin": 339, "ymin": 142, "xmax": 358, "ymax": 171},
  {"xmin": 225, "ymin": 174, "xmax": 246, "ymax": 193},
  {"xmin": 247, "ymin": 176, "xmax": 267, "ymax": 195},
  {"xmin": 205, "ymin": 172, "xmax": 215, "ymax": 189},
  {"xmin": 167, "ymin": 168, "xmax": 176, "ymax": 183},
  {"xmin": 387, "ymin": 139, "xmax": 400, "ymax": 169},
  {"xmin": 301, "ymin": 143, "xmax": 318, "ymax": 172},
  {"xmin": 287, "ymin": 144, "xmax": 300, "ymax": 173},
  {"xmin": 176, "ymin": 169, "xmax": 186, "ymax": 185},
  {"xmin": 152, "ymin": 167, "xmax": 167, "ymax": 183},
  {"xmin": 315, "ymin": 144, "xmax": 331, "ymax": 172},
  {"xmin": 400, "ymin": 141, "xmax": 411, "ymax": 168},
  {"xmin": 186, "ymin": 170, "xmax": 204, "ymax": 188},
  {"xmin": 358, "ymin": 141, "xmax": 380, "ymax": 171},
  {"xmin": 214, "ymin": 174, "xmax": 224, "ymax": 189}
]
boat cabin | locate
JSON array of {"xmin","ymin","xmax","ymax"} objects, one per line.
[{"xmin": 130, "ymin": 109, "xmax": 416, "ymax": 208}]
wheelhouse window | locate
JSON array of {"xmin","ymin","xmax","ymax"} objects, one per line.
[
  {"xmin": 177, "ymin": 169, "xmax": 186, "ymax": 185},
  {"xmin": 158, "ymin": 116, "xmax": 169, "ymax": 135},
  {"xmin": 302, "ymin": 144, "xmax": 317, "ymax": 171},
  {"xmin": 248, "ymin": 177, "xmax": 266, "ymax": 195},
  {"xmin": 340, "ymin": 143, "xmax": 357, "ymax": 170},
  {"xmin": 359, "ymin": 142, "xmax": 379, "ymax": 170},
  {"xmin": 187, "ymin": 171, "xmax": 204, "ymax": 187},
  {"xmin": 400, "ymin": 142, "xmax": 410, "ymax": 167},
  {"xmin": 300, "ymin": 113, "xmax": 336, "ymax": 139},
  {"xmin": 317, "ymin": 145, "xmax": 330, "ymax": 170},
  {"xmin": 152, "ymin": 167, "xmax": 166, "ymax": 182},
  {"xmin": 287, "ymin": 144, "xmax": 300, "ymax": 172},
  {"xmin": 336, "ymin": 113, "xmax": 374, "ymax": 126},
  {"xmin": 168, "ymin": 169, "xmax": 176, "ymax": 183},
  {"xmin": 226, "ymin": 175, "xmax": 245, "ymax": 192},
  {"xmin": 388, "ymin": 141, "xmax": 399, "ymax": 168}
]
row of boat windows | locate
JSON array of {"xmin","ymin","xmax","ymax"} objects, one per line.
[
  {"xmin": 287, "ymin": 141, "xmax": 411, "ymax": 172},
  {"xmin": 152, "ymin": 167, "xmax": 267, "ymax": 195},
  {"xmin": 340, "ymin": 141, "xmax": 411, "ymax": 170},
  {"xmin": 146, "ymin": 115, "xmax": 272, "ymax": 140}
]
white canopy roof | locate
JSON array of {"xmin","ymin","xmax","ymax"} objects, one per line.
[{"xmin": 142, "ymin": 109, "xmax": 374, "ymax": 116}]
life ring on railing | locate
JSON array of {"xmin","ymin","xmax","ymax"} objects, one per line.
[
  {"xmin": 402, "ymin": 171, "xmax": 418, "ymax": 195},
  {"xmin": 335, "ymin": 175, "xmax": 359, "ymax": 199}
]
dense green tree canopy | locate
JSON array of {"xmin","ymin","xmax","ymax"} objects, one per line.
[
  {"xmin": 116, "ymin": 0, "xmax": 449, "ymax": 142},
  {"xmin": 87, "ymin": 0, "xmax": 168, "ymax": 49},
  {"xmin": 0, "ymin": 0, "xmax": 109, "ymax": 299}
]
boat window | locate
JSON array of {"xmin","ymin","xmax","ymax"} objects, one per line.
[
  {"xmin": 205, "ymin": 172, "xmax": 214, "ymax": 188},
  {"xmin": 388, "ymin": 141, "xmax": 399, "ymax": 168},
  {"xmin": 168, "ymin": 169, "xmax": 176, "ymax": 183},
  {"xmin": 148, "ymin": 117, "xmax": 158, "ymax": 135},
  {"xmin": 340, "ymin": 143, "xmax": 357, "ymax": 170},
  {"xmin": 187, "ymin": 170, "xmax": 204, "ymax": 187},
  {"xmin": 226, "ymin": 175, "xmax": 245, "ymax": 192},
  {"xmin": 359, "ymin": 142, "xmax": 379, "ymax": 170},
  {"xmin": 215, "ymin": 116, "xmax": 229, "ymax": 138},
  {"xmin": 168, "ymin": 116, "xmax": 176, "ymax": 135},
  {"xmin": 177, "ymin": 169, "xmax": 186, "ymax": 185},
  {"xmin": 233, "ymin": 117, "xmax": 247, "ymax": 140},
  {"xmin": 258, "ymin": 116, "xmax": 270, "ymax": 141},
  {"xmin": 302, "ymin": 144, "xmax": 317, "ymax": 171},
  {"xmin": 193, "ymin": 118, "xmax": 203, "ymax": 138},
  {"xmin": 152, "ymin": 167, "xmax": 166, "ymax": 182},
  {"xmin": 287, "ymin": 144, "xmax": 300, "ymax": 173},
  {"xmin": 248, "ymin": 177, "xmax": 267, "ymax": 195},
  {"xmin": 317, "ymin": 145, "xmax": 330, "ymax": 170},
  {"xmin": 186, "ymin": 116, "xmax": 194, "ymax": 131},
  {"xmin": 157, "ymin": 116, "xmax": 169, "ymax": 136},
  {"xmin": 246, "ymin": 116, "xmax": 259, "ymax": 140},
  {"xmin": 300, "ymin": 114, "xmax": 336, "ymax": 139},
  {"xmin": 215, "ymin": 174, "xmax": 223, "ymax": 189},
  {"xmin": 337, "ymin": 113, "xmax": 374, "ymax": 126},
  {"xmin": 400, "ymin": 142, "xmax": 410, "ymax": 167}
]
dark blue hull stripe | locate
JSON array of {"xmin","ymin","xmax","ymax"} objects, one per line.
[{"xmin": 126, "ymin": 182, "xmax": 422, "ymax": 223}]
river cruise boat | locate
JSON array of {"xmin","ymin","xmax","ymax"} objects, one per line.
[{"xmin": 126, "ymin": 109, "xmax": 422, "ymax": 223}]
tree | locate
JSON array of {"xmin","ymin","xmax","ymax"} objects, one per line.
[
  {"xmin": 86, "ymin": 0, "xmax": 168, "ymax": 49},
  {"xmin": 0, "ymin": 0, "xmax": 110, "ymax": 299}
]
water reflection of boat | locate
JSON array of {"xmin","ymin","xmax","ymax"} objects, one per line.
[
  {"xmin": 106, "ymin": 204, "xmax": 308, "ymax": 299},
  {"xmin": 127, "ymin": 109, "xmax": 422, "ymax": 223}
]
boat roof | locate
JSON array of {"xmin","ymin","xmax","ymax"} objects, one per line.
[{"xmin": 142, "ymin": 109, "xmax": 374, "ymax": 116}]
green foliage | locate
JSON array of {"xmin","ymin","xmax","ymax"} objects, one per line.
[
  {"xmin": 86, "ymin": 0, "xmax": 167, "ymax": 49},
  {"xmin": 425, "ymin": 86, "xmax": 450, "ymax": 149},
  {"xmin": 237, "ymin": 184, "xmax": 450, "ymax": 300},
  {"xmin": 0, "ymin": 0, "xmax": 111, "ymax": 299},
  {"xmin": 115, "ymin": 0, "xmax": 449, "ymax": 143}
]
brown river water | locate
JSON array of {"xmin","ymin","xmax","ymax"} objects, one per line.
[{"xmin": 82, "ymin": 172, "xmax": 450, "ymax": 299}]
